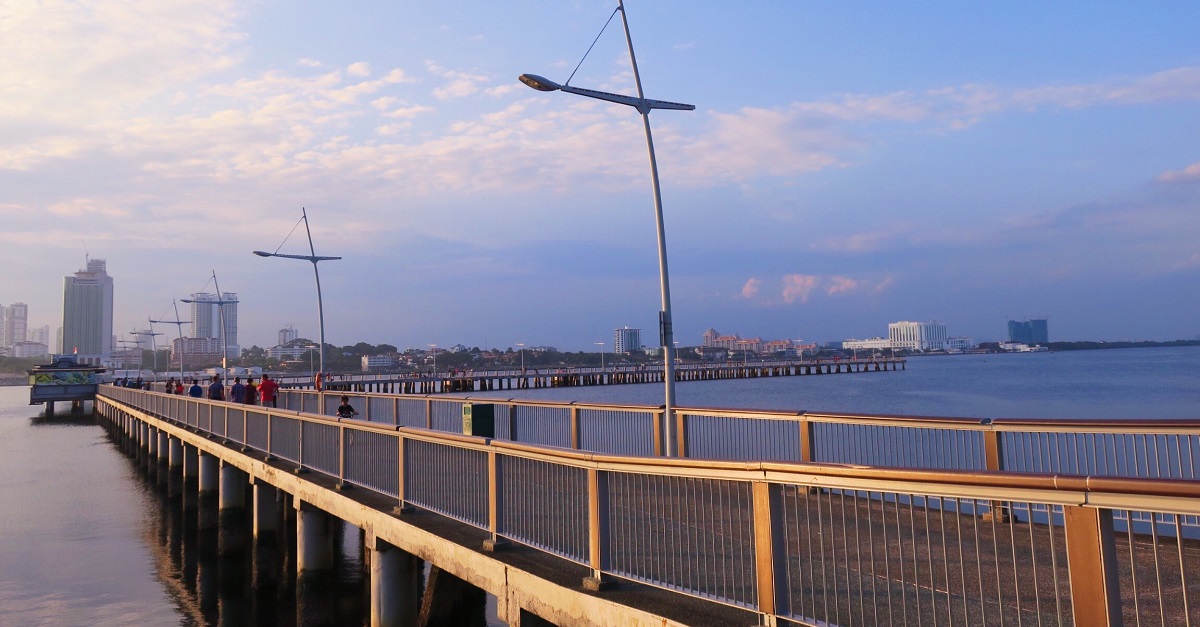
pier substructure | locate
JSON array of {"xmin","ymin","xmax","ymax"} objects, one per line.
[
  {"xmin": 219, "ymin": 463, "xmax": 246, "ymax": 511},
  {"xmin": 168, "ymin": 437, "xmax": 184, "ymax": 470},
  {"xmin": 368, "ymin": 534, "xmax": 422, "ymax": 627},
  {"xmin": 198, "ymin": 452, "xmax": 219, "ymax": 494},
  {"xmin": 252, "ymin": 480, "xmax": 280, "ymax": 539},
  {"xmin": 296, "ymin": 500, "xmax": 334, "ymax": 574}
]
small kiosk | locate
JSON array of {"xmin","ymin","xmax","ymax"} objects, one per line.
[{"xmin": 28, "ymin": 355, "xmax": 107, "ymax": 415}]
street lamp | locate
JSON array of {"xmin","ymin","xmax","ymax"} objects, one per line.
[
  {"xmin": 150, "ymin": 300, "xmax": 191, "ymax": 381},
  {"xmin": 515, "ymin": 342, "xmax": 525, "ymax": 371},
  {"xmin": 253, "ymin": 207, "xmax": 342, "ymax": 378},
  {"xmin": 520, "ymin": 0, "xmax": 693, "ymax": 456},
  {"xmin": 131, "ymin": 324, "xmax": 163, "ymax": 380},
  {"xmin": 428, "ymin": 344, "xmax": 437, "ymax": 376},
  {"xmin": 595, "ymin": 341, "xmax": 605, "ymax": 372}
]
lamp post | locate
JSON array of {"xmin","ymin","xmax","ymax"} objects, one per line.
[
  {"xmin": 150, "ymin": 300, "xmax": 191, "ymax": 381},
  {"xmin": 428, "ymin": 344, "xmax": 437, "ymax": 377},
  {"xmin": 515, "ymin": 342, "xmax": 525, "ymax": 371},
  {"xmin": 131, "ymin": 325, "xmax": 164, "ymax": 380},
  {"xmin": 519, "ymin": 0, "xmax": 693, "ymax": 456},
  {"xmin": 595, "ymin": 341, "xmax": 605, "ymax": 373},
  {"xmin": 253, "ymin": 207, "xmax": 342, "ymax": 378}
]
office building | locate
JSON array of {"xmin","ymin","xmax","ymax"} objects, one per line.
[
  {"xmin": 2, "ymin": 302, "xmax": 28, "ymax": 353},
  {"xmin": 62, "ymin": 259, "xmax": 114, "ymax": 360},
  {"xmin": 190, "ymin": 292, "xmax": 239, "ymax": 356},
  {"xmin": 1008, "ymin": 318, "xmax": 1049, "ymax": 345},
  {"xmin": 279, "ymin": 325, "xmax": 299, "ymax": 346},
  {"xmin": 29, "ymin": 325, "xmax": 51, "ymax": 347},
  {"xmin": 613, "ymin": 327, "xmax": 642, "ymax": 353},
  {"xmin": 888, "ymin": 321, "xmax": 948, "ymax": 352}
]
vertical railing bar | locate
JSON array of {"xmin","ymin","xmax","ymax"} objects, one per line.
[
  {"xmin": 1028, "ymin": 499, "xmax": 1044, "ymax": 627},
  {"xmin": 1047, "ymin": 505, "xmax": 1064, "ymax": 625},
  {"xmin": 1174, "ymin": 513, "xmax": 1191, "ymax": 627},
  {"xmin": 1009, "ymin": 501, "xmax": 1024, "ymax": 627},
  {"xmin": 868, "ymin": 490, "xmax": 879, "ymax": 626},
  {"xmin": 1151, "ymin": 507, "xmax": 1166, "ymax": 627},
  {"xmin": 818, "ymin": 486, "xmax": 830, "ymax": 623},
  {"xmin": 924, "ymin": 496, "xmax": 936, "ymax": 626},
  {"xmin": 939, "ymin": 497, "xmax": 953, "ymax": 627}
]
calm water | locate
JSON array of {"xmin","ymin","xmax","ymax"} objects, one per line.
[{"xmin": 1, "ymin": 347, "xmax": 1196, "ymax": 625}]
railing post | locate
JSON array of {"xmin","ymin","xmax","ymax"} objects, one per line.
[
  {"xmin": 570, "ymin": 405, "xmax": 581, "ymax": 450},
  {"xmin": 652, "ymin": 409, "xmax": 664, "ymax": 457},
  {"xmin": 1064, "ymin": 505, "xmax": 1121, "ymax": 626},
  {"xmin": 752, "ymin": 481, "xmax": 788, "ymax": 620},
  {"xmin": 425, "ymin": 399, "xmax": 433, "ymax": 430},
  {"xmin": 393, "ymin": 434, "xmax": 411, "ymax": 514},
  {"xmin": 983, "ymin": 428, "xmax": 1010, "ymax": 522},
  {"xmin": 337, "ymin": 424, "xmax": 349, "ymax": 489},
  {"xmin": 799, "ymin": 417, "xmax": 815, "ymax": 463},
  {"xmin": 583, "ymin": 468, "xmax": 614, "ymax": 590},
  {"xmin": 483, "ymin": 449, "xmax": 508, "ymax": 551},
  {"xmin": 675, "ymin": 410, "xmax": 686, "ymax": 458}
]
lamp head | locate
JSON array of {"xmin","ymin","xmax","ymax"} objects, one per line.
[
  {"xmin": 519, "ymin": 74, "xmax": 560, "ymax": 92},
  {"xmin": 252, "ymin": 251, "xmax": 272, "ymax": 257}
]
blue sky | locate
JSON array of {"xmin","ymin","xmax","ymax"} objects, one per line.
[{"xmin": 3, "ymin": 1, "xmax": 1198, "ymax": 351}]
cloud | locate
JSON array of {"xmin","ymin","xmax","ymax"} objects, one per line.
[
  {"xmin": 741, "ymin": 278, "xmax": 761, "ymax": 298},
  {"xmin": 781, "ymin": 274, "xmax": 819, "ymax": 304},
  {"xmin": 1157, "ymin": 161, "xmax": 1200, "ymax": 183},
  {"xmin": 826, "ymin": 276, "xmax": 859, "ymax": 295},
  {"xmin": 347, "ymin": 62, "xmax": 371, "ymax": 77}
]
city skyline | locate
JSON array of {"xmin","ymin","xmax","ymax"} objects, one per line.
[{"xmin": 3, "ymin": 2, "xmax": 1198, "ymax": 352}]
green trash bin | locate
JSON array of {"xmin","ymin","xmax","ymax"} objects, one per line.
[{"xmin": 462, "ymin": 403, "xmax": 495, "ymax": 438}]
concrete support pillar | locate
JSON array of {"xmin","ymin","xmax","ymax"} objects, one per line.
[
  {"xmin": 252, "ymin": 481, "xmax": 280, "ymax": 539},
  {"xmin": 157, "ymin": 430, "xmax": 169, "ymax": 462},
  {"xmin": 219, "ymin": 463, "xmax": 247, "ymax": 511},
  {"xmin": 168, "ymin": 437, "xmax": 184, "ymax": 469},
  {"xmin": 198, "ymin": 452, "xmax": 219, "ymax": 494},
  {"xmin": 147, "ymin": 426, "xmax": 158, "ymax": 457},
  {"xmin": 296, "ymin": 501, "xmax": 334, "ymax": 573},
  {"xmin": 183, "ymin": 444, "xmax": 199, "ymax": 482},
  {"xmin": 368, "ymin": 536, "xmax": 421, "ymax": 627}
]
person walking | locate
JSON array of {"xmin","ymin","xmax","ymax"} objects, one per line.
[
  {"xmin": 229, "ymin": 377, "xmax": 245, "ymax": 403},
  {"xmin": 259, "ymin": 374, "xmax": 279, "ymax": 408},
  {"xmin": 244, "ymin": 377, "xmax": 258, "ymax": 405},
  {"xmin": 188, "ymin": 379, "xmax": 203, "ymax": 398},
  {"xmin": 207, "ymin": 375, "xmax": 224, "ymax": 401}
]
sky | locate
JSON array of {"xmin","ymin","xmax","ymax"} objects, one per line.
[{"xmin": 3, "ymin": 1, "xmax": 1199, "ymax": 352}]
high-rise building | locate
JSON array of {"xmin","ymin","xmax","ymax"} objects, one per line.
[
  {"xmin": 190, "ymin": 292, "xmax": 239, "ymax": 356},
  {"xmin": 279, "ymin": 325, "xmax": 299, "ymax": 346},
  {"xmin": 2, "ymin": 302, "xmax": 28, "ymax": 352},
  {"xmin": 1007, "ymin": 318, "xmax": 1049, "ymax": 345},
  {"xmin": 29, "ymin": 325, "xmax": 51, "ymax": 347},
  {"xmin": 613, "ymin": 327, "xmax": 642, "ymax": 353},
  {"xmin": 62, "ymin": 259, "xmax": 114, "ymax": 360},
  {"xmin": 888, "ymin": 321, "xmax": 948, "ymax": 352}
]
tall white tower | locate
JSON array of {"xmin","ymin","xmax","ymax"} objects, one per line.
[{"xmin": 62, "ymin": 259, "xmax": 114, "ymax": 359}]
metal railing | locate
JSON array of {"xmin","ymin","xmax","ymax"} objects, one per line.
[
  {"xmin": 100, "ymin": 386, "xmax": 1200, "ymax": 626},
  {"xmin": 275, "ymin": 388, "xmax": 1200, "ymax": 481}
]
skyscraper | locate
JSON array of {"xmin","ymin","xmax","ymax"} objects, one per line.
[
  {"xmin": 3, "ymin": 303, "xmax": 29, "ymax": 353},
  {"xmin": 190, "ymin": 292, "xmax": 239, "ymax": 356},
  {"xmin": 279, "ymin": 325, "xmax": 299, "ymax": 346},
  {"xmin": 1008, "ymin": 318, "xmax": 1049, "ymax": 345},
  {"xmin": 613, "ymin": 327, "xmax": 642, "ymax": 353},
  {"xmin": 62, "ymin": 259, "xmax": 114, "ymax": 360}
]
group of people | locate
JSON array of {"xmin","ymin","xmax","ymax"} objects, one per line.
[{"xmin": 160, "ymin": 374, "xmax": 280, "ymax": 407}]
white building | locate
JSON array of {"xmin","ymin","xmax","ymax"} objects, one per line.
[
  {"xmin": 2, "ymin": 302, "xmax": 28, "ymax": 353},
  {"xmin": 842, "ymin": 337, "xmax": 892, "ymax": 351},
  {"xmin": 279, "ymin": 325, "xmax": 299, "ymax": 346},
  {"xmin": 888, "ymin": 321, "xmax": 949, "ymax": 352},
  {"xmin": 362, "ymin": 355, "xmax": 396, "ymax": 371},
  {"xmin": 946, "ymin": 337, "xmax": 976, "ymax": 352},
  {"xmin": 190, "ymin": 292, "xmax": 239, "ymax": 357},
  {"xmin": 614, "ymin": 327, "xmax": 642, "ymax": 353},
  {"xmin": 12, "ymin": 341, "xmax": 49, "ymax": 357},
  {"xmin": 29, "ymin": 325, "xmax": 51, "ymax": 347},
  {"xmin": 268, "ymin": 344, "xmax": 319, "ymax": 360},
  {"xmin": 62, "ymin": 259, "xmax": 114, "ymax": 359}
]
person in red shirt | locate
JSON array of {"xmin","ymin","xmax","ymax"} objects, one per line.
[{"xmin": 259, "ymin": 374, "xmax": 279, "ymax": 408}]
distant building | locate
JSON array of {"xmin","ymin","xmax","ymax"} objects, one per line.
[
  {"xmin": 362, "ymin": 355, "xmax": 396, "ymax": 371},
  {"xmin": 28, "ymin": 325, "xmax": 51, "ymax": 347},
  {"xmin": 842, "ymin": 337, "xmax": 891, "ymax": 351},
  {"xmin": 190, "ymin": 292, "xmax": 239, "ymax": 357},
  {"xmin": 1008, "ymin": 318, "xmax": 1049, "ymax": 345},
  {"xmin": 2, "ymin": 302, "xmax": 28, "ymax": 353},
  {"xmin": 170, "ymin": 336, "xmax": 225, "ymax": 368},
  {"xmin": 12, "ymin": 341, "xmax": 49, "ymax": 358},
  {"xmin": 267, "ymin": 344, "xmax": 319, "ymax": 361},
  {"xmin": 946, "ymin": 337, "xmax": 976, "ymax": 352},
  {"xmin": 62, "ymin": 258, "xmax": 114, "ymax": 360},
  {"xmin": 278, "ymin": 325, "xmax": 299, "ymax": 346},
  {"xmin": 614, "ymin": 327, "xmax": 642, "ymax": 353},
  {"xmin": 888, "ymin": 321, "xmax": 948, "ymax": 352}
]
